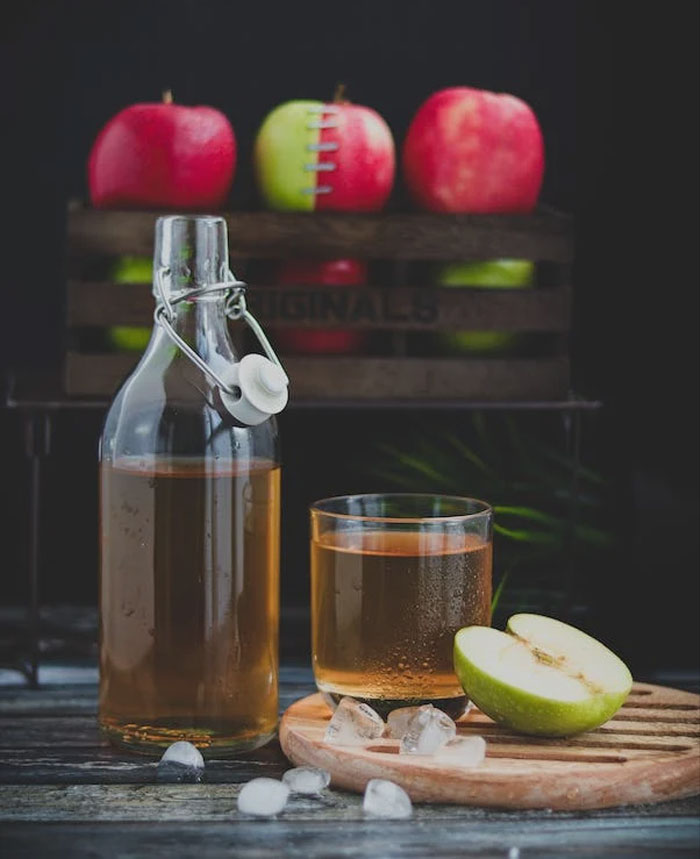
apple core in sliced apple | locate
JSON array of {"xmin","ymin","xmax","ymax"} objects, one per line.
[{"xmin": 454, "ymin": 614, "xmax": 633, "ymax": 736}]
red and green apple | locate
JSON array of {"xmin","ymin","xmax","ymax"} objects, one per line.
[{"xmin": 254, "ymin": 95, "xmax": 395, "ymax": 212}]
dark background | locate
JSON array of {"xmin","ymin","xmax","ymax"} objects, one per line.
[{"xmin": 1, "ymin": 1, "xmax": 698, "ymax": 674}]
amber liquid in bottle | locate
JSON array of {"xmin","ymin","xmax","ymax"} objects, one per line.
[{"xmin": 99, "ymin": 457, "xmax": 280, "ymax": 753}]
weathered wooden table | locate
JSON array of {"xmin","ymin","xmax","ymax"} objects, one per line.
[{"xmin": 1, "ymin": 663, "xmax": 699, "ymax": 858}]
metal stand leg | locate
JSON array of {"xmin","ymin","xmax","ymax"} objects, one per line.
[{"xmin": 24, "ymin": 412, "xmax": 51, "ymax": 688}]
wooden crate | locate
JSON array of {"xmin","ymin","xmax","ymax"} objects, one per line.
[{"xmin": 65, "ymin": 206, "xmax": 573, "ymax": 403}]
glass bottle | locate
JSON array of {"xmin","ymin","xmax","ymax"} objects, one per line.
[{"xmin": 98, "ymin": 215, "xmax": 288, "ymax": 755}]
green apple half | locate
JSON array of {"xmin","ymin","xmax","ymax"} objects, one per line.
[
  {"xmin": 437, "ymin": 259, "xmax": 534, "ymax": 354},
  {"xmin": 108, "ymin": 256, "xmax": 152, "ymax": 352},
  {"xmin": 454, "ymin": 614, "xmax": 633, "ymax": 736},
  {"xmin": 254, "ymin": 100, "xmax": 323, "ymax": 211}
]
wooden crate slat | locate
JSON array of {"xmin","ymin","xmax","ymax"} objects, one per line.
[
  {"xmin": 67, "ymin": 209, "xmax": 573, "ymax": 262},
  {"xmin": 289, "ymin": 356, "xmax": 569, "ymax": 400},
  {"xmin": 64, "ymin": 207, "xmax": 574, "ymax": 403},
  {"xmin": 64, "ymin": 353, "xmax": 569, "ymax": 400},
  {"xmin": 67, "ymin": 282, "xmax": 572, "ymax": 332},
  {"xmin": 68, "ymin": 282, "xmax": 152, "ymax": 326}
]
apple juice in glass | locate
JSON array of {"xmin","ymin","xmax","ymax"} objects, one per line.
[
  {"xmin": 310, "ymin": 494, "xmax": 492, "ymax": 718},
  {"xmin": 99, "ymin": 215, "xmax": 288, "ymax": 754}
]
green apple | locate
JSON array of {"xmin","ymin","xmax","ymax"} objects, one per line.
[
  {"xmin": 253, "ymin": 101, "xmax": 323, "ymax": 212},
  {"xmin": 108, "ymin": 256, "xmax": 152, "ymax": 352},
  {"xmin": 454, "ymin": 613, "xmax": 633, "ymax": 737},
  {"xmin": 437, "ymin": 259, "xmax": 534, "ymax": 354}
]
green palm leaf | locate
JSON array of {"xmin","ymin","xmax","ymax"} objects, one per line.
[{"xmin": 361, "ymin": 412, "xmax": 612, "ymax": 609}]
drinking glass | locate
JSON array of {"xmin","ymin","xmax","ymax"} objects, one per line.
[{"xmin": 310, "ymin": 494, "xmax": 492, "ymax": 718}]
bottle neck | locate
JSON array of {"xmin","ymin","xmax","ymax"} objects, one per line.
[
  {"xmin": 152, "ymin": 214, "xmax": 237, "ymax": 371},
  {"xmin": 152, "ymin": 295, "xmax": 238, "ymax": 376}
]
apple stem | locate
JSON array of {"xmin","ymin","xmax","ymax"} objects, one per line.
[
  {"xmin": 162, "ymin": 89, "xmax": 174, "ymax": 105},
  {"xmin": 333, "ymin": 83, "xmax": 347, "ymax": 104}
]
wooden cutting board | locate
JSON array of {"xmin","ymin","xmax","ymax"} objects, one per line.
[{"xmin": 279, "ymin": 683, "xmax": 700, "ymax": 810}]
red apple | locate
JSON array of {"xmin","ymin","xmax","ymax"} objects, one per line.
[
  {"xmin": 254, "ymin": 91, "xmax": 395, "ymax": 212},
  {"xmin": 272, "ymin": 259, "xmax": 368, "ymax": 354},
  {"xmin": 88, "ymin": 92, "xmax": 236, "ymax": 210},
  {"xmin": 402, "ymin": 87, "xmax": 544, "ymax": 213}
]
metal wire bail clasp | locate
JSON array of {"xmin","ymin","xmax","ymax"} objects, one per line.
[
  {"xmin": 153, "ymin": 267, "xmax": 289, "ymax": 424},
  {"xmin": 223, "ymin": 277, "xmax": 287, "ymax": 373}
]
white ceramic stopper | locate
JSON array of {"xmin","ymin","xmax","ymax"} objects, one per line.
[{"xmin": 219, "ymin": 354, "xmax": 289, "ymax": 425}]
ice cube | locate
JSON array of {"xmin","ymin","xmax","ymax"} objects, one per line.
[
  {"xmin": 434, "ymin": 735, "xmax": 487, "ymax": 767},
  {"xmin": 399, "ymin": 705, "xmax": 456, "ymax": 755},
  {"xmin": 282, "ymin": 766, "xmax": 331, "ymax": 794},
  {"xmin": 386, "ymin": 705, "xmax": 427, "ymax": 739},
  {"xmin": 363, "ymin": 778, "xmax": 413, "ymax": 819},
  {"xmin": 237, "ymin": 778, "xmax": 290, "ymax": 817},
  {"xmin": 323, "ymin": 697, "xmax": 385, "ymax": 745},
  {"xmin": 156, "ymin": 741, "xmax": 205, "ymax": 783}
]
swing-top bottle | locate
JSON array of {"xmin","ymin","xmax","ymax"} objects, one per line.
[{"xmin": 98, "ymin": 214, "xmax": 288, "ymax": 754}]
